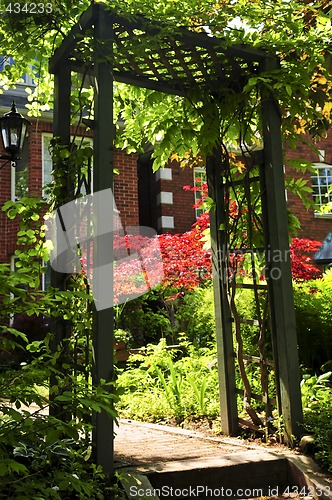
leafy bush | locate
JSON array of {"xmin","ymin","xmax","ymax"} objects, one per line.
[
  {"xmin": 116, "ymin": 293, "xmax": 173, "ymax": 346},
  {"xmin": 0, "ymin": 314, "xmax": 50, "ymax": 365},
  {"xmin": 294, "ymin": 270, "xmax": 332, "ymax": 371},
  {"xmin": 114, "ymin": 328, "xmax": 133, "ymax": 345},
  {"xmin": 174, "ymin": 285, "xmax": 216, "ymax": 347},
  {"xmin": 302, "ymin": 371, "xmax": 332, "ymax": 472},
  {"xmin": 117, "ymin": 339, "xmax": 220, "ymax": 423},
  {"xmin": 0, "ymin": 336, "xmax": 118, "ymax": 499},
  {"xmin": 117, "ymin": 286, "xmax": 216, "ymax": 348}
]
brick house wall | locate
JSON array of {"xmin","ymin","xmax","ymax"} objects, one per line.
[
  {"xmin": 150, "ymin": 137, "xmax": 332, "ymax": 241},
  {"xmin": 114, "ymin": 148, "xmax": 139, "ymax": 229},
  {"xmin": 0, "ymin": 148, "xmax": 13, "ymax": 262}
]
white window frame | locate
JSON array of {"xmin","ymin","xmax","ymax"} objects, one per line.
[
  {"xmin": 11, "ymin": 137, "xmax": 29, "ymax": 202},
  {"xmin": 42, "ymin": 133, "xmax": 53, "ymax": 196},
  {"xmin": 193, "ymin": 167, "xmax": 207, "ymax": 218},
  {"xmin": 311, "ymin": 162, "xmax": 332, "ymax": 218},
  {"xmin": 41, "ymin": 260, "xmax": 51, "ymax": 291}
]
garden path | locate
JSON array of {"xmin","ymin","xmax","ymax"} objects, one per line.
[
  {"xmin": 114, "ymin": 420, "xmax": 332, "ymax": 500},
  {"xmin": 114, "ymin": 419, "xmax": 264, "ymax": 467}
]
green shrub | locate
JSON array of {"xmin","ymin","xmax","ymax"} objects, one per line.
[
  {"xmin": 117, "ymin": 285, "xmax": 217, "ymax": 348},
  {"xmin": 116, "ymin": 293, "xmax": 173, "ymax": 346},
  {"xmin": 302, "ymin": 371, "xmax": 332, "ymax": 472},
  {"xmin": 116, "ymin": 339, "xmax": 220, "ymax": 423},
  {"xmin": 294, "ymin": 270, "xmax": 332, "ymax": 371},
  {"xmin": 0, "ymin": 197, "xmax": 119, "ymax": 498},
  {"xmin": 173, "ymin": 285, "xmax": 216, "ymax": 347},
  {"xmin": 0, "ymin": 339, "xmax": 118, "ymax": 499}
]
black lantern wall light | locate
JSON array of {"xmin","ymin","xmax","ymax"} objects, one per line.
[{"xmin": 0, "ymin": 101, "xmax": 31, "ymax": 169}]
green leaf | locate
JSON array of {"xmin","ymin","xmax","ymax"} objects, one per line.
[
  {"xmin": 54, "ymin": 392, "xmax": 73, "ymax": 402},
  {"xmin": 63, "ymin": 426, "xmax": 79, "ymax": 440},
  {"xmin": 0, "ymin": 463, "xmax": 8, "ymax": 477},
  {"xmin": 59, "ymin": 149, "xmax": 70, "ymax": 159},
  {"xmin": 7, "ymin": 328, "xmax": 28, "ymax": 343}
]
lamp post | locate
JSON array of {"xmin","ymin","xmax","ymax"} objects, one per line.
[{"xmin": 0, "ymin": 101, "xmax": 31, "ymax": 169}]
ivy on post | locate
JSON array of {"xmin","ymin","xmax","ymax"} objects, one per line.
[{"xmin": 260, "ymin": 55, "xmax": 303, "ymax": 445}]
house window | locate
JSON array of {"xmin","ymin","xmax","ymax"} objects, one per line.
[
  {"xmin": 41, "ymin": 261, "xmax": 51, "ymax": 291},
  {"xmin": 0, "ymin": 56, "xmax": 15, "ymax": 71},
  {"xmin": 193, "ymin": 168, "xmax": 207, "ymax": 218},
  {"xmin": 11, "ymin": 137, "xmax": 29, "ymax": 201},
  {"xmin": 311, "ymin": 163, "xmax": 332, "ymax": 216},
  {"xmin": 42, "ymin": 134, "xmax": 53, "ymax": 195}
]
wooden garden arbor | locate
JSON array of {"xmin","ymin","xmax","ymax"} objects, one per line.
[{"xmin": 49, "ymin": 2, "xmax": 303, "ymax": 474}]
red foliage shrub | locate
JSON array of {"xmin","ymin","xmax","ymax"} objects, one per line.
[{"xmin": 290, "ymin": 238, "xmax": 322, "ymax": 280}]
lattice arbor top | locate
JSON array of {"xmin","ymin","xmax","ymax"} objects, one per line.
[{"xmin": 49, "ymin": 3, "xmax": 270, "ymax": 98}]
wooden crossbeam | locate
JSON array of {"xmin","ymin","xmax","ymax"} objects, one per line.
[
  {"xmin": 229, "ymin": 175, "xmax": 260, "ymax": 187},
  {"xmin": 239, "ymin": 318, "xmax": 260, "ymax": 327},
  {"xmin": 243, "ymin": 354, "xmax": 274, "ymax": 368},
  {"xmin": 235, "ymin": 283, "xmax": 268, "ymax": 291}
]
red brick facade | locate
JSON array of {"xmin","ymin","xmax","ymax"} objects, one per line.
[
  {"xmin": 0, "ymin": 152, "xmax": 14, "ymax": 261},
  {"xmin": 161, "ymin": 160, "xmax": 196, "ymax": 234}
]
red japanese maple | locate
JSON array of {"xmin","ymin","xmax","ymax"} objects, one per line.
[
  {"xmin": 158, "ymin": 183, "xmax": 322, "ymax": 291},
  {"xmin": 290, "ymin": 238, "xmax": 322, "ymax": 280},
  {"xmin": 158, "ymin": 215, "xmax": 212, "ymax": 294}
]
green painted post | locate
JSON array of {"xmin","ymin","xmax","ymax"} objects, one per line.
[
  {"xmin": 53, "ymin": 66, "xmax": 71, "ymax": 146},
  {"xmin": 92, "ymin": 6, "xmax": 115, "ymax": 474},
  {"xmin": 206, "ymin": 151, "xmax": 238, "ymax": 436},
  {"xmin": 50, "ymin": 64, "xmax": 72, "ymax": 421},
  {"xmin": 261, "ymin": 56, "xmax": 303, "ymax": 444}
]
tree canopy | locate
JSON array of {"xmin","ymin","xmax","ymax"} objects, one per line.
[{"xmin": 0, "ymin": 0, "xmax": 331, "ymax": 169}]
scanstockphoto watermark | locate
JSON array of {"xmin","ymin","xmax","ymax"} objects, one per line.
[
  {"xmin": 129, "ymin": 484, "xmax": 329, "ymax": 498},
  {"xmin": 129, "ymin": 485, "xmax": 266, "ymax": 498},
  {"xmin": 211, "ymin": 246, "xmax": 293, "ymax": 282},
  {"xmin": 212, "ymin": 246, "xmax": 292, "ymax": 265},
  {"xmin": 45, "ymin": 188, "xmax": 164, "ymax": 311}
]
